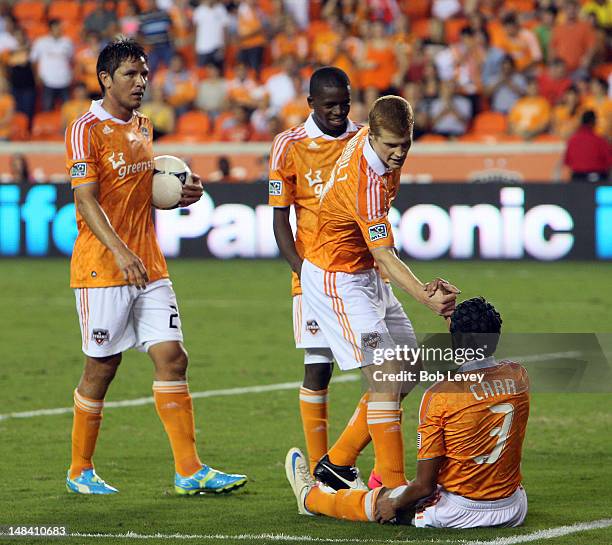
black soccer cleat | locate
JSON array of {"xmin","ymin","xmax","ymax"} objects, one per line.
[{"xmin": 313, "ymin": 454, "xmax": 367, "ymax": 491}]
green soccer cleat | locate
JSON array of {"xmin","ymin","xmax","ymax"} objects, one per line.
[{"xmin": 174, "ymin": 465, "xmax": 247, "ymax": 495}]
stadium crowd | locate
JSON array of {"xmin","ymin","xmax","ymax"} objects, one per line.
[{"xmin": 0, "ymin": 0, "xmax": 609, "ymax": 145}]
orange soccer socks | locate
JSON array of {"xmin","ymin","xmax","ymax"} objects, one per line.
[
  {"xmin": 328, "ymin": 393, "xmax": 372, "ymax": 467},
  {"xmin": 153, "ymin": 381, "xmax": 202, "ymax": 477},
  {"xmin": 70, "ymin": 389, "xmax": 103, "ymax": 478},
  {"xmin": 299, "ymin": 387, "xmax": 329, "ymax": 473},
  {"xmin": 305, "ymin": 485, "xmax": 381, "ymax": 522},
  {"xmin": 366, "ymin": 400, "xmax": 407, "ymax": 488}
]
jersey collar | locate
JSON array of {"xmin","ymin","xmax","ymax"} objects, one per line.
[
  {"xmin": 304, "ymin": 113, "xmax": 358, "ymax": 141},
  {"xmin": 459, "ymin": 355, "xmax": 499, "ymax": 372},
  {"xmin": 363, "ymin": 134, "xmax": 388, "ymax": 176},
  {"xmin": 89, "ymin": 99, "xmax": 133, "ymax": 125}
]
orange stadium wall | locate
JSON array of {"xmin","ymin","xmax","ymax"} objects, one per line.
[
  {"xmin": 2, "ymin": 183, "xmax": 611, "ymax": 260},
  {"xmin": 0, "ymin": 142, "xmax": 567, "ymax": 183}
]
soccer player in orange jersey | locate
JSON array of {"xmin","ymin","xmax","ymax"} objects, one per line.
[
  {"xmin": 286, "ymin": 297, "xmax": 530, "ymax": 529},
  {"xmin": 297, "ymin": 96, "xmax": 459, "ymax": 491},
  {"xmin": 269, "ymin": 67, "xmax": 364, "ymax": 478},
  {"xmin": 64, "ymin": 38, "xmax": 246, "ymax": 495}
]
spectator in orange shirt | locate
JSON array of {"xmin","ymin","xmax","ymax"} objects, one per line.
[
  {"xmin": 550, "ymin": 0, "xmax": 596, "ymax": 79},
  {"xmin": 159, "ymin": 53, "xmax": 197, "ymax": 115},
  {"xmin": 551, "ymin": 86, "xmax": 582, "ymax": 139},
  {"xmin": 537, "ymin": 58, "xmax": 572, "ymax": 105},
  {"xmin": 494, "ymin": 13, "xmax": 542, "ymax": 73},
  {"xmin": 0, "ymin": 75, "xmax": 15, "ymax": 141},
  {"xmin": 61, "ymin": 83, "xmax": 91, "ymax": 129},
  {"xmin": 581, "ymin": 77, "xmax": 612, "ymax": 139},
  {"xmin": 270, "ymin": 16, "xmax": 308, "ymax": 65},
  {"xmin": 75, "ymin": 32, "xmax": 103, "ymax": 98},
  {"xmin": 508, "ymin": 79, "xmax": 551, "ymax": 139},
  {"xmin": 217, "ymin": 105, "xmax": 253, "ymax": 141},
  {"xmin": 226, "ymin": 62, "xmax": 263, "ymax": 110},
  {"xmin": 236, "ymin": 0, "xmax": 268, "ymax": 77},
  {"xmin": 358, "ymin": 20, "xmax": 397, "ymax": 93}
]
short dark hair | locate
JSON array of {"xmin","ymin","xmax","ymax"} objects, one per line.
[
  {"xmin": 368, "ymin": 95, "xmax": 414, "ymax": 137},
  {"xmin": 502, "ymin": 13, "xmax": 518, "ymax": 26},
  {"xmin": 96, "ymin": 37, "xmax": 147, "ymax": 94},
  {"xmin": 450, "ymin": 297, "xmax": 502, "ymax": 358},
  {"xmin": 309, "ymin": 66, "xmax": 350, "ymax": 97},
  {"xmin": 582, "ymin": 110, "xmax": 596, "ymax": 126}
]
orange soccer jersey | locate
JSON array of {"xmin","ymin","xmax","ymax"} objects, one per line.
[
  {"xmin": 65, "ymin": 100, "xmax": 169, "ymax": 288},
  {"xmin": 305, "ymin": 127, "xmax": 400, "ymax": 274},
  {"xmin": 268, "ymin": 114, "xmax": 360, "ymax": 295},
  {"xmin": 417, "ymin": 359, "xmax": 530, "ymax": 501}
]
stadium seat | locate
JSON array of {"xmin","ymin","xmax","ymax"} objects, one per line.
[
  {"xmin": 13, "ymin": 1, "xmax": 46, "ymax": 23},
  {"xmin": 22, "ymin": 20, "xmax": 49, "ymax": 41},
  {"xmin": 533, "ymin": 134, "xmax": 563, "ymax": 143},
  {"xmin": 593, "ymin": 63, "xmax": 612, "ymax": 80},
  {"xmin": 175, "ymin": 111, "xmax": 212, "ymax": 140},
  {"xmin": 31, "ymin": 111, "xmax": 63, "ymax": 141},
  {"xmin": 504, "ymin": 0, "xmax": 535, "ymax": 12},
  {"xmin": 10, "ymin": 113, "xmax": 30, "ymax": 141},
  {"xmin": 402, "ymin": 0, "xmax": 430, "ymax": 20},
  {"xmin": 412, "ymin": 19, "xmax": 431, "ymax": 40},
  {"xmin": 472, "ymin": 112, "xmax": 508, "ymax": 135},
  {"xmin": 444, "ymin": 18, "xmax": 468, "ymax": 43},
  {"xmin": 48, "ymin": 1, "xmax": 81, "ymax": 22}
]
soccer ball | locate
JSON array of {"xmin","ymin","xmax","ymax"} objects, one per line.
[{"xmin": 152, "ymin": 155, "xmax": 192, "ymax": 209}]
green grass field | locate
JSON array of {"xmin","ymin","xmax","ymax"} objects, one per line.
[{"xmin": 1, "ymin": 259, "xmax": 611, "ymax": 545}]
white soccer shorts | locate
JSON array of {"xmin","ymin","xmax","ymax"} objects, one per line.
[
  {"xmin": 300, "ymin": 259, "xmax": 417, "ymax": 371},
  {"xmin": 407, "ymin": 485, "xmax": 528, "ymax": 528},
  {"xmin": 74, "ymin": 279, "xmax": 184, "ymax": 358},
  {"xmin": 292, "ymin": 294, "xmax": 331, "ymax": 350}
]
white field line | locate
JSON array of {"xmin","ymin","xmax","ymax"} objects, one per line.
[
  {"xmin": 0, "ymin": 375, "xmax": 360, "ymax": 422},
  {"xmin": 464, "ymin": 518, "xmax": 612, "ymax": 545},
  {"xmin": 1, "ymin": 518, "xmax": 608, "ymax": 543},
  {"xmin": 0, "ymin": 351, "xmax": 580, "ymax": 422}
]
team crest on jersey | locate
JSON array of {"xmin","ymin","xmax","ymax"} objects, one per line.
[
  {"xmin": 140, "ymin": 126, "xmax": 150, "ymax": 139},
  {"xmin": 92, "ymin": 329, "xmax": 110, "ymax": 346},
  {"xmin": 306, "ymin": 320, "xmax": 320, "ymax": 335},
  {"xmin": 269, "ymin": 180, "xmax": 282, "ymax": 196},
  {"xmin": 70, "ymin": 162, "xmax": 87, "ymax": 178},
  {"xmin": 305, "ymin": 168, "xmax": 322, "ymax": 187},
  {"xmin": 361, "ymin": 331, "xmax": 382, "ymax": 351},
  {"xmin": 368, "ymin": 223, "xmax": 388, "ymax": 242},
  {"xmin": 108, "ymin": 152, "xmax": 126, "ymax": 170}
]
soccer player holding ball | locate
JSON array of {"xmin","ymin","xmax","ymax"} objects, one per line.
[{"xmin": 64, "ymin": 38, "xmax": 247, "ymax": 495}]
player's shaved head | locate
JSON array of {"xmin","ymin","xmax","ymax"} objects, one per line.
[
  {"xmin": 450, "ymin": 297, "xmax": 502, "ymax": 358},
  {"xmin": 309, "ymin": 66, "xmax": 350, "ymax": 98},
  {"xmin": 97, "ymin": 37, "xmax": 148, "ymax": 95},
  {"xmin": 307, "ymin": 66, "xmax": 351, "ymax": 137}
]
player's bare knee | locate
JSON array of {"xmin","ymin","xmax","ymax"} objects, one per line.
[
  {"xmin": 303, "ymin": 362, "xmax": 333, "ymax": 390},
  {"xmin": 152, "ymin": 342, "xmax": 188, "ymax": 380}
]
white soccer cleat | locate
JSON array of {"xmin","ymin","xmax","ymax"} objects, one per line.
[{"xmin": 285, "ymin": 447, "xmax": 316, "ymax": 516}]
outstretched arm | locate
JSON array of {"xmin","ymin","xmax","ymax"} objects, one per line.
[{"xmin": 371, "ymin": 247, "xmax": 459, "ymax": 317}]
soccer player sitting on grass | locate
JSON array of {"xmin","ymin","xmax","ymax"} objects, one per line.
[{"xmin": 286, "ymin": 297, "xmax": 530, "ymax": 529}]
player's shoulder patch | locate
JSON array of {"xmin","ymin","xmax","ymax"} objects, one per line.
[
  {"xmin": 70, "ymin": 162, "xmax": 88, "ymax": 178},
  {"xmin": 269, "ymin": 180, "xmax": 283, "ymax": 196},
  {"xmin": 368, "ymin": 223, "xmax": 388, "ymax": 242}
]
